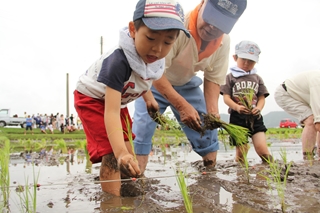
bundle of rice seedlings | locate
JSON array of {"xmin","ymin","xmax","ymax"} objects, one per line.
[
  {"xmin": 235, "ymin": 88, "xmax": 261, "ymax": 131},
  {"xmin": 236, "ymin": 88, "xmax": 255, "ymax": 111},
  {"xmin": 201, "ymin": 113, "xmax": 249, "ymax": 144},
  {"xmin": 149, "ymin": 110, "xmax": 169, "ymax": 126}
]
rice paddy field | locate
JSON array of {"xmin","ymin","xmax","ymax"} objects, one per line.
[{"xmin": 1, "ymin": 127, "xmax": 320, "ymax": 213}]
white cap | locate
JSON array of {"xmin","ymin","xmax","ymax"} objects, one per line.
[{"xmin": 235, "ymin": 40, "xmax": 261, "ymax": 62}]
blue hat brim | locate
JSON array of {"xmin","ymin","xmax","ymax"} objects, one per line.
[
  {"xmin": 202, "ymin": 0, "xmax": 247, "ymax": 34},
  {"xmin": 142, "ymin": 17, "xmax": 190, "ymax": 38},
  {"xmin": 202, "ymin": 4, "xmax": 236, "ymax": 34}
]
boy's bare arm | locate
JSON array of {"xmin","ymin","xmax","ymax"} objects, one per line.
[
  {"xmin": 104, "ymin": 86, "xmax": 141, "ymax": 176},
  {"xmin": 142, "ymin": 90, "xmax": 159, "ymax": 113},
  {"xmin": 252, "ymin": 95, "xmax": 265, "ymax": 115}
]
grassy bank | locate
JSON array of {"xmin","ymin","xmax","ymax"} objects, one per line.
[{"xmin": 0, "ymin": 127, "xmax": 302, "ymax": 153}]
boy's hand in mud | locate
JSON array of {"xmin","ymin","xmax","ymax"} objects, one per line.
[{"xmin": 118, "ymin": 154, "xmax": 141, "ymax": 178}]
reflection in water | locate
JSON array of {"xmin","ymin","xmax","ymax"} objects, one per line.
[
  {"xmin": 99, "ymin": 192, "xmax": 139, "ymax": 212},
  {"xmin": 85, "ymin": 153, "xmax": 92, "ymax": 174}
]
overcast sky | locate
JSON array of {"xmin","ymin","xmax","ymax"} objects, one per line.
[{"xmin": 1, "ymin": 0, "xmax": 320, "ymax": 118}]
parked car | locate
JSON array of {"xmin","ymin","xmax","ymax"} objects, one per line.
[
  {"xmin": 0, "ymin": 109, "xmax": 26, "ymax": 128},
  {"xmin": 279, "ymin": 118, "xmax": 298, "ymax": 128}
]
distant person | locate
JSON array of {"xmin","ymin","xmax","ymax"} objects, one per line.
[
  {"xmin": 41, "ymin": 114, "xmax": 48, "ymax": 128},
  {"xmin": 24, "ymin": 115, "xmax": 34, "ymax": 135},
  {"xmin": 76, "ymin": 116, "xmax": 82, "ymax": 130},
  {"xmin": 220, "ymin": 40, "xmax": 272, "ymax": 162},
  {"xmin": 59, "ymin": 114, "xmax": 65, "ymax": 133},
  {"xmin": 66, "ymin": 124, "xmax": 76, "ymax": 132},
  {"xmin": 70, "ymin": 114, "xmax": 74, "ymax": 125},
  {"xmin": 274, "ymin": 70, "xmax": 320, "ymax": 159},
  {"xmin": 31, "ymin": 114, "xmax": 37, "ymax": 128},
  {"xmin": 47, "ymin": 123, "xmax": 54, "ymax": 134},
  {"xmin": 55, "ymin": 112, "xmax": 60, "ymax": 130},
  {"xmin": 74, "ymin": 0, "xmax": 190, "ymax": 196},
  {"xmin": 40, "ymin": 122, "xmax": 47, "ymax": 134},
  {"xmin": 77, "ymin": 116, "xmax": 83, "ymax": 130},
  {"xmin": 35, "ymin": 113, "xmax": 41, "ymax": 128}
]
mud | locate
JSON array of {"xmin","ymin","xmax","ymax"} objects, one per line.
[{"xmin": 7, "ymin": 141, "xmax": 320, "ymax": 213}]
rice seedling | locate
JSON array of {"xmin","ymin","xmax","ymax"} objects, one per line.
[
  {"xmin": 260, "ymin": 150, "xmax": 292, "ymax": 213},
  {"xmin": 237, "ymin": 142, "xmax": 251, "ymax": 183},
  {"xmin": 201, "ymin": 113, "xmax": 250, "ymax": 145},
  {"xmin": 156, "ymin": 136, "xmax": 169, "ymax": 164},
  {"xmin": 279, "ymin": 148, "xmax": 288, "ymax": 165},
  {"xmin": 149, "ymin": 110, "xmax": 168, "ymax": 128},
  {"xmin": 54, "ymin": 139, "xmax": 67, "ymax": 153},
  {"xmin": 15, "ymin": 164, "xmax": 40, "ymax": 213},
  {"xmin": 175, "ymin": 167, "xmax": 193, "ymax": 213},
  {"xmin": 217, "ymin": 128, "xmax": 231, "ymax": 151},
  {"xmin": 234, "ymin": 88, "xmax": 258, "ymax": 131},
  {"xmin": 303, "ymin": 150, "xmax": 315, "ymax": 166},
  {"xmin": 0, "ymin": 136, "xmax": 10, "ymax": 211}
]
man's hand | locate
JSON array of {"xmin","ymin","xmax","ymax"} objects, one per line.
[
  {"xmin": 118, "ymin": 153, "xmax": 141, "ymax": 178},
  {"xmin": 178, "ymin": 102, "xmax": 202, "ymax": 132}
]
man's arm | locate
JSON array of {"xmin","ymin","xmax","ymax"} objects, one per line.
[
  {"xmin": 203, "ymin": 78, "xmax": 220, "ymax": 118},
  {"xmin": 153, "ymin": 75, "xmax": 202, "ymax": 131}
]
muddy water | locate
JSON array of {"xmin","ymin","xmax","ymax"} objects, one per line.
[{"xmin": 7, "ymin": 140, "xmax": 320, "ymax": 213}]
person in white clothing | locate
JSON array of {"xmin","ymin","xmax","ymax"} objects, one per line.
[{"xmin": 274, "ymin": 70, "xmax": 320, "ymax": 158}]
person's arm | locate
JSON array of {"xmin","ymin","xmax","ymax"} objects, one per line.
[
  {"xmin": 142, "ymin": 90, "xmax": 159, "ymax": 113},
  {"xmin": 309, "ymin": 80, "xmax": 320, "ymax": 131},
  {"xmin": 203, "ymin": 78, "xmax": 220, "ymax": 118},
  {"xmin": 104, "ymin": 86, "xmax": 140, "ymax": 177},
  {"xmin": 153, "ymin": 75, "xmax": 202, "ymax": 131},
  {"xmin": 223, "ymin": 94, "xmax": 250, "ymax": 114},
  {"xmin": 252, "ymin": 95, "xmax": 265, "ymax": 116}
]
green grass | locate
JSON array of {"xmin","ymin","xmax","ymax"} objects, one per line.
[
  {"xmin": 0, "ymin": 127, "xmax": 303, "ymax": 154},
  {"xmin": 0, "ymin": 136, "xmax": 10, "ymax": 211},
  {"xmin": 238, "ymin": 144, "xmax": 250, "ymax": 184},
  {"xmin": 0, "ymin": 127, "xmax": 87, "ymax": 141},
  {"xmin": 266, "ymin": 128, "xmax": 302, "ymax": 140}
]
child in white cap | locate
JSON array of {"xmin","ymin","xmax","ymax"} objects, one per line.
[
  {"xmin": 220, "ymin": 40, "xmax": 273, "ymax": 163},
  {"xmin": 74, "ymin": 0, "xmax": 189, "ymax": 196}
]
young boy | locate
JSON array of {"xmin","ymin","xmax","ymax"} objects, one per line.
[
  {"xmin": 220, "ymin": 40, "xmax": 272, "ymax": 163},
  {"xmin": 74, "ymin": 0, "xmax": 190, "ymax": 196}
]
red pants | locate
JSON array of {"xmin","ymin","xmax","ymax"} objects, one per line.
[{"xmin": 74, "ymin": 90, "xmax": 135, "ymax": 163}]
